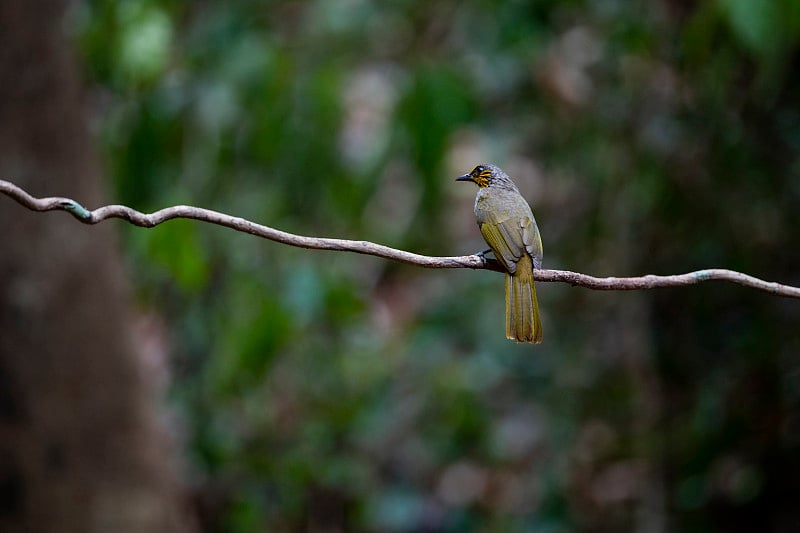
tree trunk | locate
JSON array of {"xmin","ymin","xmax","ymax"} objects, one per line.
[{"xmin": 0, "ymin": 2, "xmax": 194, "ymax": 531}]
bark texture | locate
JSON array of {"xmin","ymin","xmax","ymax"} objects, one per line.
[{"xmin": 0, "ymin": 2, "xmax": 193, "ymax": 531}]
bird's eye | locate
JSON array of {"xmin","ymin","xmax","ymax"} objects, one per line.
[{"xmin": 474, "ymin": 165, "xmax": 485, "ymax": 174}]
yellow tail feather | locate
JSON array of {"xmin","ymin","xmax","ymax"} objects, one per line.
[{"xmin": 504, "ymin": 254, "xmax": 542, "ymax": 344}]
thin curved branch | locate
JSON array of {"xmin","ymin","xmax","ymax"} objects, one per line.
[{"xmin": 2, "ymin": 179, "xmax": 799, "ymax": 299}]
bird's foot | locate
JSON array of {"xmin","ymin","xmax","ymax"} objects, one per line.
[{"xmin": 474, "ymin": 248, "xmax": 493, "ymax": 265}]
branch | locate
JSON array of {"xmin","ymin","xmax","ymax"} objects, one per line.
[{"xmin": 2, "ymin": 179, "xmax": 799, "ymax": 299}]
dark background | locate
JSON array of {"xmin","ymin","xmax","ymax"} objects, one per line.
[{"xmin": 2, "ymin": 0, "xmax": 799, "ymax": 531}]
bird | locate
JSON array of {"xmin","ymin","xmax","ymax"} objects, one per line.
[{"xmin": 456, "ymin": 163, "xmax": 543, "ymax": 343}]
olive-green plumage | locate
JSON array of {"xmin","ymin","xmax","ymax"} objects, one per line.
[{"xmin": 457, "ymin": 164, "xmax": 543, "ymax": 343}]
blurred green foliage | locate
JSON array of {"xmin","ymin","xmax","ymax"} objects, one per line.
[{"xmin": 71, "ymin": 0, "xmax": 800, "ymax": 531}]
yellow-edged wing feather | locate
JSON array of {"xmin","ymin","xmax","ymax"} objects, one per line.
[{"xmin": 479, "ymin": 215, "xmax": 542, "ymax": 344}]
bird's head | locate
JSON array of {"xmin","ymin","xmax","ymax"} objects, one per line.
[{"xmin": 455, "ymin": 163, "xmax": 515, "ymax": 190}]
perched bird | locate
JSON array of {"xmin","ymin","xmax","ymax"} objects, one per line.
[{"xmin": 456, "ymin": 164, "xmax": 543, "ymax": 343}]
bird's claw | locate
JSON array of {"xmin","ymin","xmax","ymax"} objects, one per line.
[{"xmin": 475, "ymin": 249, "xmax": 492, "ymax": 266}]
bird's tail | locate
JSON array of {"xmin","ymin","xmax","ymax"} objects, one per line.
[{"xmin": 505, "ymin": 254, "xmax": 542, "ymax": 344}]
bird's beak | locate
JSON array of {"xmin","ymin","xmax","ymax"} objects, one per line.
[{"xmin": 455, "ymin": 173, "xmax": 473, "ymax": 182}]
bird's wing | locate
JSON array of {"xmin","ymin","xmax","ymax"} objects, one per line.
[
  {"xmin": 479, "ymin": 218, "xmax": 526, "ymax": 275},
  {"xmin": 521, "ymin": 216, "xmax": 543, "ymax": 270}
]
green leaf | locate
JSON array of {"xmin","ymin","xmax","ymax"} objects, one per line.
[{"xmin": 717, "ymin": 0, "xmax": 781, "ymax": 56}]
